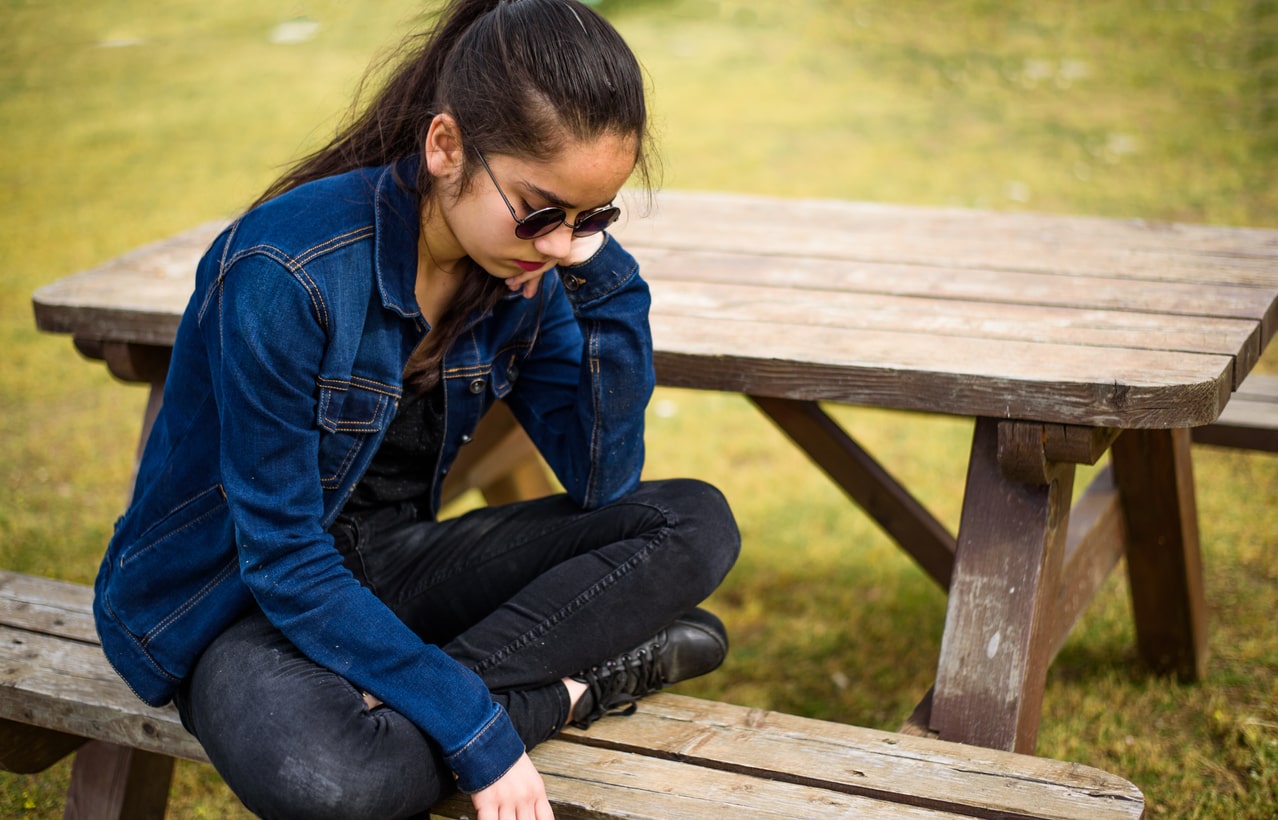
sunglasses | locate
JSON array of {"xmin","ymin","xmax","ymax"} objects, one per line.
[{"xmin": 475, "ymin": 150, "xmax": 621, "ymax": 240}]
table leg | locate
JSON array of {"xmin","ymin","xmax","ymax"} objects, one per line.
[
  {"xmin": 1110, "ymin": 428, "xmax": 1207, "ymax": 680},
  {"xmin": 930, "ymin": 417, "xmax": 1076, "ymax": 753},
  {"xmin": 64, "ymin": 740, "xmax": 173, "ymax": 820}
]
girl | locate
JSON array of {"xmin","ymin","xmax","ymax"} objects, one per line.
[{"xmin": 92, "ymin": 1, "xmax": 740, "ymax": 818}]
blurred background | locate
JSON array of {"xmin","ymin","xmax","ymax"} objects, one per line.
[{"xmin": 3, "ymin": 1, "xmax": 1276, "ymax": 816}]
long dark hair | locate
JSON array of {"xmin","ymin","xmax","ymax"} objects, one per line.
[{"xmin": 254, "ymin": 0, "xmax": 655, "ymax": 390}]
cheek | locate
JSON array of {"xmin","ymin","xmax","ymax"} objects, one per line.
[
  {"xmin": 458, "ymin": 201, "xmax": 520, "ymax": 264},
  {"xmin": 477, "ymin": 214, "xmax": 517, "ymax": 254}
]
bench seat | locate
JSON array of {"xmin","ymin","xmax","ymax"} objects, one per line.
[
  {"xmin": 1192, "ymin": 373, "xmax": 1278, "ymax": 453},
  {"xmin": 0, "ymin": 570, "xmax": 1144, "ymax": 819}
]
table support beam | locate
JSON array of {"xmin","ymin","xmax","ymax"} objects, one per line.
[
  {"xmin": 750, "ymin": 396, "xmax": 956, "ymax": 589},
  {"xmin": 65, "ymin": 740, "xmax": 174, "ymax": 820},
  {"xmin": 931, "ymin": 418, "xmax": 1075, "ymax": 753},
  {"xmin": 1110, "ymin": 428, "xmax": 1207, "ymax": 681}
]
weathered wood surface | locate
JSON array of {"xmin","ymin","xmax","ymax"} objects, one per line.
[
  {"xmin": 439, "ymin": 741, "xmax": 962, "ymax": 820},
  {"xmin": 1, "ymin": 572, "xmax": 1144, "ymax": 818},
  {"xmin": 932, "ymin": 419, "xmax": 1076, "ymax": 754},
  {"xmin": 0, "ymin": 569, "xmax": 98, "ymax": 642},
  {"xmin": 32, "ymin": 192, "xmax": 1278, "ymax": 428},
  {"xmin": 557, "ymin": 693, "xmax": 1145, "ymax": 820}
]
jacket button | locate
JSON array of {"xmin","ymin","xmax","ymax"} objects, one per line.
[
  {"xmin": 506, "ymin": 362, "xmax": 519, "ymax": 381},
  {"xmin": 460, "ymin": 433, "xmax": 473, "ymax": 445},
  {"xmin": 468, "ymin": 378, "xmax": 486, "ymax": 394},
  {"xmin": 562, "ymin": 273, "xmax": 584, "ymax": 291}
]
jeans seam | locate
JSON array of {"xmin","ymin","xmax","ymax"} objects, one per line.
[{"xmin": 468, "ymin": 498, "xmax": 680, "ymax": 676}]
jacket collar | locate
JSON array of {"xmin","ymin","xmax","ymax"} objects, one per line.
[{"xmin": 374, "ymin": 156, "xmax": 424, "ymax": 319}]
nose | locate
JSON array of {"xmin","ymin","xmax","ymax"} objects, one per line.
[{"xmin": 532, "ymin": 222, "xmax": 574, "ymax": 261}]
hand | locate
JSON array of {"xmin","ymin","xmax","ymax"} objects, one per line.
[
  {"xmin": 560, "ymin": 230, "xmax": 606, "ymax": 268},
  {"xmin": 469, "ymin": 752, "xmax": 554, "ymax": 820},
  {"xmin": 505, "ymin": 231, "xmax": 607, "ymax": 299}
]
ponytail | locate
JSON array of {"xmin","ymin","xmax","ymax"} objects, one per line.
[{"xmin": 253, "ymin": 0, "xmax": 654, "ymax": 390}]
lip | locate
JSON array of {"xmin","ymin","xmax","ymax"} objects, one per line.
[{"xmin": 514, "ymin": 260, "xmax": 545, "ymax": 272}]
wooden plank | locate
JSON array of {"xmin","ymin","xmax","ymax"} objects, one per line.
[
  {"xmin": 650, "ymin": 280, "xmax": 1262, "ymax": 383},
  {"xmin": 558, "ymin": 694, "xmax": 1144, "ymax": 820},
  {"xmin": 750, "ymin": 397, "xmax": 955, "ymax": 588},
  {"xmin": 0, "ymin": 570, "xmax": 98, "ymax": 643},
  {"xmin": 642, "ymin": 254, "xmax": 1270, "ymax": 338},
  {"xmin": 1111, "ymin": 428, "xmax": 1208, "ymax": 680},
  {"xmin": 1192, "ymin": 402, "xmax": 1278, "ymax": 451},
  {"xmin": 0, "ymin": 626, "xmax": 209, "ymax": 763},
  {"xmin": 1231, "ymin": 373, "xmax": 1278, "ymax": 403},
  {"xmin": 31, "ymin": 220, "xmax": 223, "ymax": 344},
  {"xmin": 931, "ymin": 419, "xmax": 1076, "ymax": 754},
  {"xmin": 652, "ymin": 314, "xmax": 1233, "ymax": 428},
  {"xmin": 435, "ymin": 738, "xmax": 965, "ymax": 819},
  {"xmin": 613, "ymin": 191, "xmax": 1278, "ymax": 289}
]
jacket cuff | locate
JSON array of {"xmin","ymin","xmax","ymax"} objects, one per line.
[
  {"xmin": 555, "ymin": 233, "xmax": 638, "ymax": 305},
  {"xmin": 445, "ymin": 703, "xmax": 527, "ymax": 794}
]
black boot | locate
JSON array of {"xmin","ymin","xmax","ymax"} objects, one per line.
[{"xmin": 570, "ymin": 608, "xmax": 728, "ymax": 729}]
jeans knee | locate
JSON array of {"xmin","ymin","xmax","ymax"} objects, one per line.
[{"xmin": 650, "ymin": 477, "xmax": 741, "ymax": 598}]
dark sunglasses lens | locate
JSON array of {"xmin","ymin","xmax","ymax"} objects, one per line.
[
  {"xmin": 515, "ymin": 208, "xmax": 566, "ymax": 240},
  {"xmin": 572, "ymin": 206, "xmax": 620, "ymax": 237}
]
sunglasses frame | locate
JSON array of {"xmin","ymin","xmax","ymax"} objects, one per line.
[{"xmin": 474, "ymin": 150, "xmax": 620, "ymax": 240}]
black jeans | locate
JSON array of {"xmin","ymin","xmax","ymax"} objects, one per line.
[{"xmin": 175, "ymin": 478, "xmax": 739, "ymax": 820}]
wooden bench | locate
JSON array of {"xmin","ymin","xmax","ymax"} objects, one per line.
[
  {"xmin": 0, "ymin": 570, "xmax": 1145, "ymax": 819},
  {"xmin": 1192, "ymin": 373, "xmax": 1278, "ymax": 453}
]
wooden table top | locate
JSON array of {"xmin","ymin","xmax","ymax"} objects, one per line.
[{"xmin": 33, "ymin": 191, "xmax": 1278, "ymax": 429}]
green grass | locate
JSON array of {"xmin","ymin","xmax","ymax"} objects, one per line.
[{"xmin": 3, "ymin": 0, "xmax": 1277, "ymax": 816}]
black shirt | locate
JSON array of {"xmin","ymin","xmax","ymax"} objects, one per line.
[{"xmin": 341, "ymin": 382, "xmax": 446, "ymax": 518}]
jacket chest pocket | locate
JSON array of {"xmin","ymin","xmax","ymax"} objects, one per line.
[{"xmin": 315, "ymin": 377, "xmax": 398, "ymax": 489}]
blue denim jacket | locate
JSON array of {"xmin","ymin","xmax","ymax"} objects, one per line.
[{"xmin": 92, "ymin": 158, "xmax": 655, "ymax": 793}]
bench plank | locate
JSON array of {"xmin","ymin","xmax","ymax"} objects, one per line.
[
  {"xmin": 559, "ymin": 694, "xmax": 1144, "ymax": 820},
  {"xmin": 0, "ymin": 570, "xmax": 97, "ymax": 643},
  {"xmin": 0, "ymin": 626, "xmax": 208, "ymax": 763},
  {"xmin": 442, "ymin": 742, "xmax": 960, "ymax": 819},
  {"xmin": 1192, "ymin": 373, "xmax": 1278, "ymax": 453}
]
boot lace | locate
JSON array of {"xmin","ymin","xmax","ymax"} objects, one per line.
[{"xmin": 571, "ymin": 642, "xmax": 666, "ymax": 728}]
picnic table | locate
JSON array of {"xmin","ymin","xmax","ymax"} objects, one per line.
[{"xmin": 31, "ymin": 190, "xmax": 1278, "ymax": 756}]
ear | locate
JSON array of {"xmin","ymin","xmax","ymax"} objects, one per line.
[{"xmin": 424, "ymin": 113, "xmax": 465, "ymax": 179}]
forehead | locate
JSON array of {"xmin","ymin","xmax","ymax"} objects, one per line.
[{"xmin": 495, "ymin": 133, "xmax": 637, "ymax": 208}]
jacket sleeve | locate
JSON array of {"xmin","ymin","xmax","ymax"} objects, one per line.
[
  {"xmin": 203, "ymin": 248, "xmax": 524, "ymax": 793},
  {"xmin": 504, "ymin": 233, "xmax": 655, "ymax": 509}
]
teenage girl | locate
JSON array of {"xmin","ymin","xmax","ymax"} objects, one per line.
[{"xmin": 92, "ymin": 1, "xmax": 741, "ymax": 818}]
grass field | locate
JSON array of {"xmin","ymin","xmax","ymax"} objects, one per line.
[{"xmin": 2, "ymin": 0, "xmax": 1276, "ymax": 816}]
